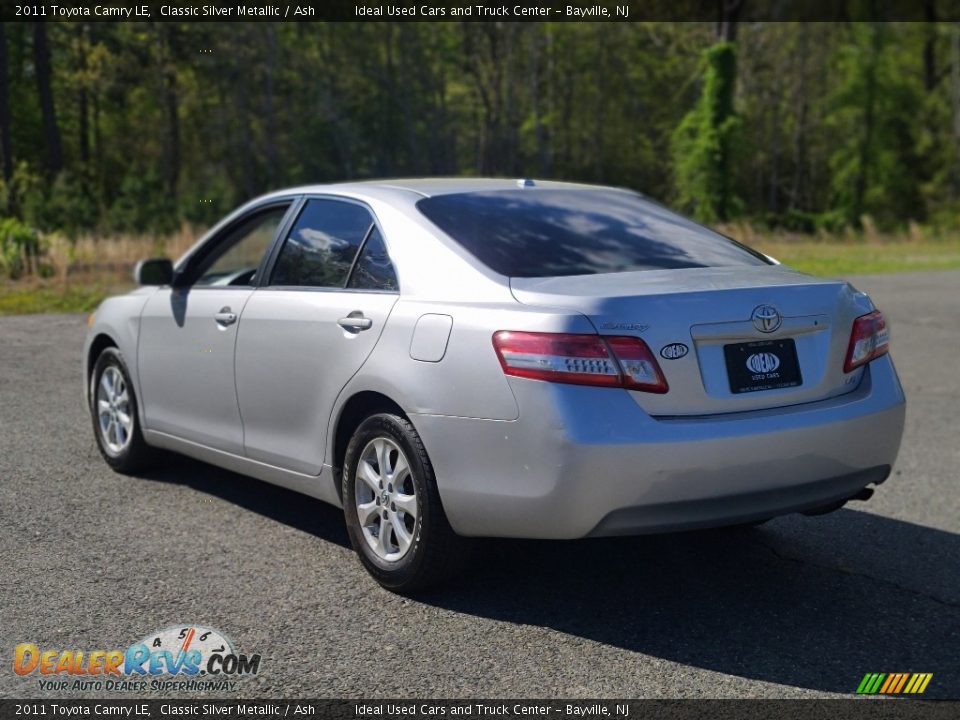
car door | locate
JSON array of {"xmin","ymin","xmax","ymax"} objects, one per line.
[
  {"xmin": 137, "ymin": 202, "xmax": 294, "ymax": 454},
  {"xmin": 235, "ymin": 197, "xmax": 400, "ymax": 475}
]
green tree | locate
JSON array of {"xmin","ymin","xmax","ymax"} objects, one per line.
[
  {"xmin": 826, "ymin": 23, "xmax": 926, "ymax": 228},
  {"xmin": 671, "ymin": 41, "xmax": 741, "ymax": 223}
]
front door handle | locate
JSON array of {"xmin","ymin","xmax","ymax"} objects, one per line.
[
  {"xmin": 337, "ymin": 313, "xmax": 373, "ymax": 332},
  {"xmin": 215, "ymin": 307, "xmax": 238, "ymax": 327}
]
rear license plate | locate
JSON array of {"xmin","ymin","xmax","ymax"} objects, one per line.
[{"xmin": 724, "ymin": 339, "xmax": 802, "ymax": 394}]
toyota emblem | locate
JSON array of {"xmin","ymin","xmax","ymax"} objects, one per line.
[{"xmin": 751, "ymin": 305, "xmax": 782, "ymax": 333}]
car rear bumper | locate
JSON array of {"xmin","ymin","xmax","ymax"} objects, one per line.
[{"xmin": 412, "ymin": 354, "xmax": 906, "ymax": 539}]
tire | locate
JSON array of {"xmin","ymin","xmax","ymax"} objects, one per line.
[
  {"xmin": 342, "ymin": 413, "xmax": 464, "ymax": 593},
  {"xmin": 89, "ymin": 347, "xmax": 155, "ymax": 474}
]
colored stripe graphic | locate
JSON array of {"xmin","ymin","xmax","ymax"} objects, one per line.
[{"xmin": 857, "ymin": 673, "xmax": 932, "ymax": 694}]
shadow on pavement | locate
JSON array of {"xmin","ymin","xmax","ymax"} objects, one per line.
[
  {"xmin": 425, "ymin": 509, "xmax": 960, "ymax": 697},
  {"xmin": 139, "ymin": 454, "xmax": 351, "ymax": 549},
  {"xmin": 139, "ymin": 456, "xmax": 959, "ymax": 697}
]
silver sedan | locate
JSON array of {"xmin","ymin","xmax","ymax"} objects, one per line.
[{"xmin": 83, "ymin": 179, "xmax": 905, "ymax": 592}]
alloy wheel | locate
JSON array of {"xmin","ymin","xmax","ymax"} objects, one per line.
[{"xmin": 354, "ymin": 437, "xmax": 419, "ymax": 561}]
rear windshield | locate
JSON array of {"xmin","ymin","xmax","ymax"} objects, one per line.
[{"xmin": 416, "ymin": 189, "xmax": 771, "ymax": 278}]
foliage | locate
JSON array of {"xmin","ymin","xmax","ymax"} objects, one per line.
[
  {"xmin": 671, "ymin": 41, "xmax": 742, "ymax": 223},
  {"xmin": 106, "ymin": 170, "xmax": 178, "ymax": 234},
  {"xmin": 0, "ymin": 217, "xmax": 44, "ymax": 279},
  {"xmin": 0, "ymin": 281, "xmax": 111, "ymax": 315},
  {"xmin": 825, "ymin": 23, "xmax": 926, "ymax": 228},
  {"xmin": 0, "ymin": 22, "xmax": 958, "ymax": 238}
]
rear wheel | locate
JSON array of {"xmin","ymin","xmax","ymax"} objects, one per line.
[
  {"xmin": 342, "ymin": 413, "xmax": 463, "ymax": 593},
  {"xmin": 90, "ymin": 348, "xmax": 154, "ymax": 473}
]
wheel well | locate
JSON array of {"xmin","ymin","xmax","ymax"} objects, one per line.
[
  {"xmin": 87, "ymin": 334, "xmax": 117, "ymax": 388},
  {"xmin": 332, "ymin": 391, "xmax": 406, "ymax": 498}
]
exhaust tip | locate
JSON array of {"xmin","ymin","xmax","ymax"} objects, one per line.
[
  {"xmin": 851, "ymin": 487, "xmax": 875, "ymax": 502},
  {"xmin": 802, "ymin": 486, "xmax": 876, "ymax": 517}
]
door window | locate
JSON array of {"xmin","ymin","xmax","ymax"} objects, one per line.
[
  {"xmin": 193, "ymin": 206, "xmax": 289, "ymax": 287},
  {"xmin": 271, "ymin": 199, "xmax": 375, "ymax": 288},
  {"xmin": 346, "ymin": 227, "xmax": 398, "ymax": 292}
]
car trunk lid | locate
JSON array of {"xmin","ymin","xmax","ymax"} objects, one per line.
[{"xmin": 510, "ymin": 265, "xmax": 872, "ymax": 416}]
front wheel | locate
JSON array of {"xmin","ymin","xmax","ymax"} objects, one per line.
[
  {"xmin": 342, "ymin": 413, "xmax": 464, "ymax": 593},
  {"xmin": 90, "ymin": 348, "xmax": 155, "ymax": 473}
]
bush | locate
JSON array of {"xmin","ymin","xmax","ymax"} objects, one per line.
[
  {"xmin": 0, "ymin": 217, "xmax": 44, "ymax": 279},
  {"xmin": 107, "ymin": 170, "xmax": 178, "ymax": 235}
]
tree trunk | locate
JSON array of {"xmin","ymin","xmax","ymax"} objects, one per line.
[
  {"xmin": 789, "ymin": 24, "xmax": 810, "ymax": 210},
  {"xmin": 0, "ymin": 23, "xmax": 14, "ymax": 189},
  {"xmin": 924, "ymin": 0, "xmax": 938, "ymax": 92},
  {"xmin": 529, "ymin": 27, "xmax": 549, "ymax": 177},
  {"xmin": 263, "ymin": 23, "xmax": 277, "ymax": 186},
  {"xmin": 716, "ymin": 0, "xmax": 743, "ymax": 42},
  {"xmin": 77, "ymin": 25, "xmax": 89, "ymax": 166},
  {"xmin": 853, "ymin": 25, "xmax": 882, "ymax": 223},
  {"xmin": 154, "ymin": 24, "xmax": 180, "ymax": 200},
  {"xmin": 33, "ymin": 22, "xmax": 63, "ymax": 175},
  {"xmin": 952, "ymin": 24, "xmax": 960, "ymax": 198}
]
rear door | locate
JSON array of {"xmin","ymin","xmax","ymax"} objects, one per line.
[
  {"xmin": 137, "ymin": 202, "xmax": 293, "ymax": 453},
  {"xmin": 235, "ymin": 197, "xmax": 400, "ymax": 475}
]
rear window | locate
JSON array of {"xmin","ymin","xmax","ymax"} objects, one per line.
[{"xmin": 416, "ymin": 189, "xmax": 771, "ymax": 278}]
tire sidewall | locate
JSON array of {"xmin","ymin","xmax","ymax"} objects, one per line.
[
  {"xmin": 90, "ymin": 348, "xmax": 142, "ymax": 469},
  {"xmin": 342, "ymin": 414, "xmax": 432, "ymax": 587}
]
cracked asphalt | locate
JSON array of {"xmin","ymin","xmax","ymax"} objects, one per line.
[{"xmin": 0, "ymin": 270, "xmax": 957, "ymax": 699}]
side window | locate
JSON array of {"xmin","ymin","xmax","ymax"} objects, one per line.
[
  {"xmin": 347, "ymin": 227, "xmax": 398, "ymax": 292},
  {"xmin": 194, "ymin": 207, "xmax": 289, "ymax": 287},
  {"xmin": 271, "ymin": 199, "xmax": 372, "ymax": 288}
]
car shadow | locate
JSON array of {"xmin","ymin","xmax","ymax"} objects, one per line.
[
  {"xmin": 136, "ymin": 456, "xmax": 958, "ymax": 697},
  {"xmin": 138, "ymin": 454, "xmax": 351, "ymax": 549},
  {"xmin": 425, "ymin": 509, "xmax": 960, "ymax": 697}
]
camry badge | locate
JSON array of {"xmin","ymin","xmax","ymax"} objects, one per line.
[
  {"xmin": 751, "ymin": 305, "xmax": 782, "ymax": 333},
  {"xmin": 660, "ymin": 343, "xmax": 689, "ymax": 360}
]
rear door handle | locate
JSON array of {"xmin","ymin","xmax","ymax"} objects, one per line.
[
  {"xmin": 215, "ymin": 307, "xmax": 238, "ymax": 327},
  {"xmin": 337, "ymin": 314, "xmax": 373, "ymax": 332}
]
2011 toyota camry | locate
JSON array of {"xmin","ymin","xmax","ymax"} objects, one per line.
[{"xmin": 83, "ymin": 179, "xmax": 906, "ymax": 591}]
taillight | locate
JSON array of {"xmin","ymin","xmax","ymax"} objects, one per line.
[
  {"xmin": 492, "ymin": 331, "xmax": 669, "ymax": 394},
  {"xmin": 844, "ymin": 310, "xmax": 890, "ymax": 373}
]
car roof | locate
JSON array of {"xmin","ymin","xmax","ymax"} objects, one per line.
[{"xmin": 256, "ymin": 177, "xmax": 630, "ymax": 204}]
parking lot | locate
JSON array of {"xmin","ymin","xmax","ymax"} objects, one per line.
[{"xmin": 0, "ymin": 270, "xmax": 957, "ymax": 699}]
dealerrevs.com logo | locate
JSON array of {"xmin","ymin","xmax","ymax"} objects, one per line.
[{"xmin": 13, "ymin": 625, "xmax": 261, "ymax": 693}]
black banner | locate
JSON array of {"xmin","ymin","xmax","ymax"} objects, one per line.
[
  {"xmin": 6, "ymin": 0, "xmax": 960, "ymax": 24},
  {"xmin": 1, "ymin": 701, "xmax": 960, "ymax": 720}
]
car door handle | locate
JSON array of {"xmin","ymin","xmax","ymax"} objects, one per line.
[
  {"xmin": 337, "ymin": 315, "xmax": 373, "ymax": 331},
  {"xmin": 214, "ymin": 308, "xmax": 238, "ymax": 327}
]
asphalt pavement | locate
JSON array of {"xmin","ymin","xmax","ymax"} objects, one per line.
[{"xmin": 0, "ymin": 270, "xmax": 957, "ymax": 699}]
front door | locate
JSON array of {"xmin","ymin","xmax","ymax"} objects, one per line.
[{"xmin": 137, "ymin": 204, "xmax": 292, "ymax": 454}]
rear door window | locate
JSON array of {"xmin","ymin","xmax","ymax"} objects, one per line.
[
  {"xmin": 347, "ymin": 227, "xmax": 398, "ymax": 292},
  {"xmin": 416, "ymin": 189, "xmax": 771, "ymax": 278},
  {"xmin": 271, "ymin": 199, "xmax": 373, "ymax": 288}
]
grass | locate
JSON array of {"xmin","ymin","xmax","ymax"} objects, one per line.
[
  {"xmin": 1, "ymin": 224, "xmax": 960, "ymax": 315},
  {"xmin": 750, "ymin": 238, "xmax": 960, "ymax": 276},
  {"xmin": 724, "ymin": 221, "xmax": 960, "ymax": 277},
  {"xmin": 0, "ymin": 280, "xmax": 120, "ymax": 316}
]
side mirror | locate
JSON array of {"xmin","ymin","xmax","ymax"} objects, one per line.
[{"xmin": 134, "ymin": 258, "xmax": 174, "ymax": 286}]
